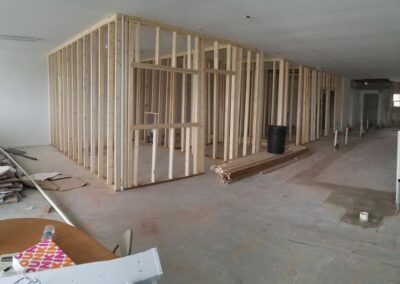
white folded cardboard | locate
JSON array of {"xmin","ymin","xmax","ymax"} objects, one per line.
[{"xmin": 0, "ymin": 248, "xmax": 162, "ymax": 284}]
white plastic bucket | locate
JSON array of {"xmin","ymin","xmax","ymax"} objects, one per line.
[{"xmin": 360, "ymin": 212, "xmax": 369, "ymax": 222}]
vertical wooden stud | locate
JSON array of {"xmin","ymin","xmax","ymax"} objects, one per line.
[
  {"xmin": 212, "ymin": 41, "xmax": 219, "ymax": 159},
  {"xmin": 90, "ymin": 31, "xmax": 99, "ymax": 173},
  {"xmin": 106, "ymin": 22, "xmax": 115, "ymax": 185},
  {"xmin": 242, "ymin": 50, "xmax": 252, "ymax": 156},
  {"xmin": 296, "ymin": 66, "xmax": 303, "ymax": 145},
  {"xmin": 98, "ymin": 27, "xmax": 106, "ymax": 178}
]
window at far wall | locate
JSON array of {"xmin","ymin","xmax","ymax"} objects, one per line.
[{"xmin": 394, "ymin": 94, "xmax": 400, "ymax": 107}]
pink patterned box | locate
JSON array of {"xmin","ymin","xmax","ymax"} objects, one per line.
[{"xmin": 12, "ymin": 239, "xmax": 75, "ymax": 273}]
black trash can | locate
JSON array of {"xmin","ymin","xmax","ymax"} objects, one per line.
[{"xmin": 267, "ymin": 125, "xmax": 287, "ymax": 154}]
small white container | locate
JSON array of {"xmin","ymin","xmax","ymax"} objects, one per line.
[{"xmin": 359, "ymin": 212, "xmax": 369, "ymax": 222}]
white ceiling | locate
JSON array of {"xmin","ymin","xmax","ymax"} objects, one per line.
[{"xmin": 1, "ymin": 0, "xmax": 400, "ymax": 80}]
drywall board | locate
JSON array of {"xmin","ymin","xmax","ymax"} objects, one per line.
[
  {"xmin": 0, "ymin": 50, "xmax": 49, "ymax": 146},
  {"xmin": 2, "ymin": 0, "xmax": 400, "ymax": 79}
]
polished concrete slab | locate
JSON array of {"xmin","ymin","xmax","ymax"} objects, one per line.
[{"xmin": 3, "ymin": 129, "xmax": 400, "ymax": 283}]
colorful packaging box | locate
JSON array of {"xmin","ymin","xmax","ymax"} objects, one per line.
[{"xmin": 12, "ymin": 239, "xmax": 75, "ymax": 273}]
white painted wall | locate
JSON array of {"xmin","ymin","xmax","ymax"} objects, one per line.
[{"xmin": 0, "ymin": 49, "xmax": 49, "ymax": 146}]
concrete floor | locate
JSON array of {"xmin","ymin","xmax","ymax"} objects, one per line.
[{"xmin": 3, "ymin": 129, "xmax": 400, "ymax": 283}]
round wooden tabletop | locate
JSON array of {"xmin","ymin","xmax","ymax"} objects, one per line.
[{"xmin": 0, "ymin": 218, "xmax": 116, "ymax": 264}]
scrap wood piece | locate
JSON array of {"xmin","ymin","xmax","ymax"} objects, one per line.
[
  {"xmin": 48, "ymin": 174, "xmax": 71, "ymax": 181},
  {"xmin": 0, "ymin": 166, "xmax": 16, "ymax": 176},
  {"xmin": 52, "ymin": 178, "xmax": 87, "ymax": 191},
  {"xmin": 211, "ymin": 145, "xmax": 309, "ymax": 184},
  {"xmin": 4, "ymin": 148, "xmax": 37, "ymax": 160},
  {"xmin": 37, "ymin": 180, "xmax": 59, "ymax": 191},
  {"xmin": 0, "ymin": 178, "xmax": 21, "ymax": 184},
  {"xmin": 21, "ymin": 173, "xmax": 87, "ymax": 191},
  {"xmin": 0, "ymin": 187, "xmax": 22, "ymax": 193},
  {"xmin": 30, "ymin": 172, "xmax": 60, "ymax": 181},
  {"xmin": 44, "ymin": 205, "xmax": 54, "ymax": 213}
]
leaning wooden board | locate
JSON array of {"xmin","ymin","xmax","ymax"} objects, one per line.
[{"xmin": 211, "ymin": 145, "xmax": 308, "ymax": 184}]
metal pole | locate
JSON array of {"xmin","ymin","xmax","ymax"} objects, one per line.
[
  {"xmin": 345, "ymin": 127, "xmax": 349, "ymax": 146},
  {"xmin": 334, "ymin": 130, "xmax": 338, "ymax": 151},
  {"xmin": 0, "ymin": 147, "xmax": 75, "ymax": 226}
]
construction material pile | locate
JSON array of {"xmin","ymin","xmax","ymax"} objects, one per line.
[
  {"xmin": 211, "ymin": 145, "xmax": 308, "ymax": 184},
  {"xmin": 0, "ymin": 149, "xmax": 88, "ymax": 205},
  {"xmin": 0, "ymin": 153, "xmax": 24, "ymax": 204}
]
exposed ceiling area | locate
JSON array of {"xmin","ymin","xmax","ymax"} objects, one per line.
[{"xmin": 1, "ymin": 0, "xmax": 400, "ymax": 80}]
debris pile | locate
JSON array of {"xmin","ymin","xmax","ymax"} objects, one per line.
[
  {"xmin": 0, "ymin": 153, "xmax": 24, "ymax": 204},
  {"xmin": 21, "ymin": 172, "xmax": 87, "ymax": 191},
  {"xmin": 0, "ymin": 149, "xmax": 88, "ymax": 205}
]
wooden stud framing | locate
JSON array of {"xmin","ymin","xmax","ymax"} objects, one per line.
[
  {"xmin": 107, "ymin": 22, "xmax": 115, "ymax": 185},
  {"xmin": 72, "ymin": 42, "xmax": 78, "ymax": 161},
  {"xmin": 282, "ymin": 61, "xmax": 289, "ymax": 126},
  {"xmin": 223, "ymin": 45, "xmax": 231, "ymax": 161},
  {"xmin": 48, "ymin": 13, "xmax": 345, "ymax": 190},
  {"xmin": 83, "ymin": 36, "xmax": 90, "ymax": 168},
  {"xmin": 114, "ymin": 15, "xmax": 122, "ymax": 190},
  {"xmin": 77, "ymin": 39, "xmax": 83, "ymax": 165},
  {"xmin": 151, "ymin": 129, "xmax": 158, "ymax": 183},
  {"xmin": 252, "ymin": 52, "xmax": 264, "ymax": 154},
  {"xmin": 98, "ymin": 26, "xmax": 106, "ymax": 179},
  {"xmin": 288, "ymin": 68, "xmax": 294, "ymax": 141},
  {"xmin": 270, "ymin": 61, "xmax": 276, "ymax": 125},
  {"xmin": 276, "ymin": 59, "xmax": 285, "ymax": 126},
  {"xmin": 242, "ymin": 50, "xmax": 251, "ymax": 156},
  {"xmin": 296, "ymin": 66, "xmax": 303, "ymax": 145},
  {"xmin": 90, "ymin": 31, "xmax": 98, "ymax": 173},
  {"xmin": 212, "ymin": 41, "xmax": 219, "ymax": 159},
  {"xmin": 316, "ymin": 71, "xmax": 321, "ymax": 139}
]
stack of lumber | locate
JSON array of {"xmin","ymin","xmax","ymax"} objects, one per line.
[
  {"xmin": 0, "ymin": 153, "xmax": 24, "ymax": 204},
  {"xmin": 211, "ymin": 145, "xmax": 308, "ymax": 184}
]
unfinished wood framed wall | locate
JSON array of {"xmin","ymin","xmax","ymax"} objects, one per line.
[
  {"xmin": 263, "ymin": 59, "xmax": 293, "ymax": 140},
  {"xmin": 49, "ymin": 14, "xmax": 345, "ymax": 191},
  {"xmin": 49, "ymin": 14, "xmax": 265, "ymax": 190},
  {"xmin": 294, "ymin": 66, "xmax": 344, "ymax": 145},
  {"xmin": 202, "ymin": 45, "xmax": 264, "ymax": 161},
  {"xmin": 258, "ymin": 59, "xmax": 344, "ymax": 146},
  {"xmin": 49, "ymin": 15, "xmax": 122, "ymax": 190}
]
